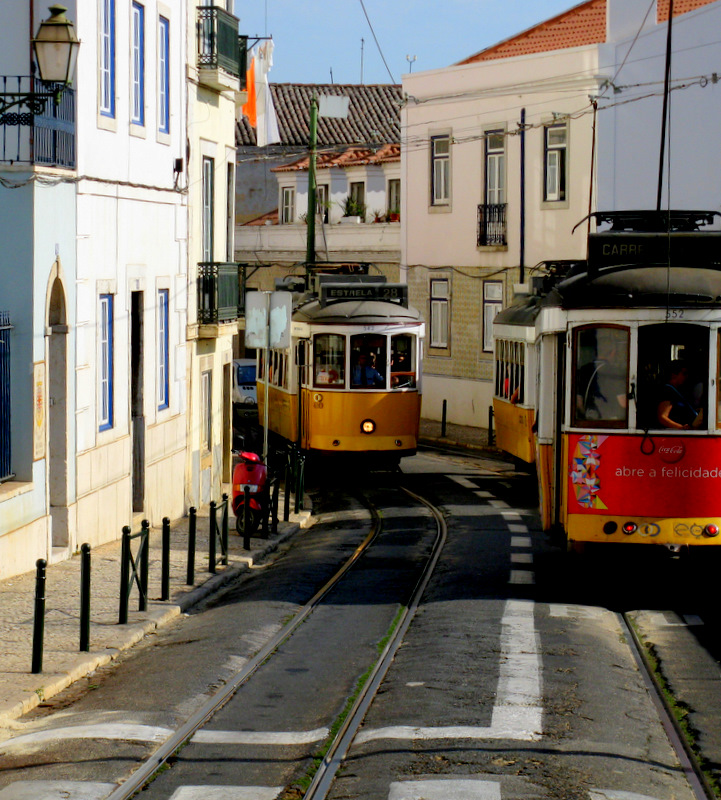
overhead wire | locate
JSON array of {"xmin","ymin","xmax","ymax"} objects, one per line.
[{"xmin": 358, "ymin": 0, "xmax": 397, "ymax": 84}]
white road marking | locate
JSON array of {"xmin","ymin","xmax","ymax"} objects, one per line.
[
  {"xmin": 683, "ymin": 614, "xmax": 704, "ymax": 626},
  {"xmin": 509, "ymin": 570, "xmax": 535, "ymax": 584},
  {"xmin": 590, "ymin": 791, "xmax": 664, "ymax": 800},
  {"xmin": 449, "ymin": 476, "xmax": 479, "ymax": 488},
  {"xmin": 388, "ymin": 778, "xmax": 501, "ymax": 799},
  {"xmin": 443, "ymin": 505, "xmax": 504, "ymax": 517},
  {"xmin": 501, "ymin": 510, "xmax": 522, "ymax": 521},
  {"xmin": 511, "ymin": 553, "xmax": 533, "ymax": 564},
  {"xmin": 169, "ymin": 788, "xmax": 283, "ymax": 800},
  {"xmin": 489, "ymin": 499, "xmax": 510, "ymax": 509},
  {"xmin": 359, "ymin": 600, "xmax": 542, "ymax": 744},
  {"xmin": 0, "ymin": 723, "xmax": 172, "ymax": 749},
  {"xmin": 510, "ymin": 536, "xmax": 531, "ymax": 548},
  {"xmin": 406, "ymin": 681, "xmax": 425, "ymax": 687},
  {"xmin": 548, "ymin": 604, "xmax": 606, "ymax": 619},
  {"xmin": 643, "ymin": 611, "xmax": 704, "ymax": 628},
  {"xmin": 508, "ymin": 524, "xmax": 528, "ymax": 534},
  {"xmin": 192, "ymin": 728, "xmax": 328, "ymax": 745},
  {"xmin": 475, "ymin": 490, "xmax": 493, "ymax": 499},
  {"xmin": 0, "ymin": 782, "xmax": 115, "ymax": 800}
]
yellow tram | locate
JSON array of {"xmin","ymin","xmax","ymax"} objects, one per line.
[
  {"xmin": 258, "ymin": 276, "xmax": 424, "ymax": 464},
  {"xmin": 494, "ymin": 210, "xmax": 721, "ymax": 551}
]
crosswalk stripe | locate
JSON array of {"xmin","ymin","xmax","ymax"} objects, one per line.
[
  {"xmin": 0, "ymin": 780, "xmax": 116, "ymax": 799},
  {"xmin": 511, "ymin": 553, "xmax": 533, "ymax": 564},
  {"xmin": 192, "ymin": 728, "xmax": 328, "ymax": 745},
  {"xmin": 589, "ymin": 790, "xmax": 664, "ymax": 800},
  {"xmin": 168, "ymin": 788, "xmax": 283, "ymax": 800},
  {"xmin": 0, "ymin": 723, "xmax": 172, "ymax": 749},
  {"xmin": 510, "ymin": 536, "xmax": 531, "ymax": 547},
  {"xmin": 509, "ymin": 570, "xmax": 535, "ymax": 584},
  {"xmin": 388, "ymin": 778, "xmax": 501, "ymax": 799}
]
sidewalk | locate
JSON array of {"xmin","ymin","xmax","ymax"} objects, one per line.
[
  {"xmin": 0, "ymin": 499, "xmax": 312, "ymax": 724},
  {"xmin": 0, "ymin": 419, "xmax": 489, "ymax": 727}
]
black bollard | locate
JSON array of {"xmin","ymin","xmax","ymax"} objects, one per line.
[
  {"xmin": 79, "ymin": 544, "xmax": 91, "ymax": 652},
  {"xmin": 209, "ymin": 500, "xmax": 217, "ymax": 574},
  {"xmin": 441, "ymin": 399, "xmax": 447, "ymax": 438},
  {"xmin": 221, "ymin": 494, "xmax": 229, "ymax": 566},
  {"xmin": 119, "ymin": 525, "xmax": 131, "ymax": 624},
  {"xmin": 243, "ymin": 486, "xmax": 251, "ymax": 551},
  {"xmin": 186, "ymin": 506, "xmax": 197, "ymax": 585},
  {"xmin": 140, "ymin": 520, "xmax": 150, "ymax": 612},
  {"xmin": 161, "ymin": 517, "xmax": 170, "ymax": 601},
  {"xmin": 283, "ymin": 461, "xmax": 291, "ymax": 522},
  {"xmin": 31, "ymin": 559, "xmax": 47, "ymax": 674}
]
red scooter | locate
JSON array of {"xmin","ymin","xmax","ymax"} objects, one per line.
[{"xmin": 232, "ymin": 451, "xmax": 268, "ymax": 535}]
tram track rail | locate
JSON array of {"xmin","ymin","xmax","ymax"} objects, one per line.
[
  {"xmin": 620, "ymin": 612, "xmax": 714, "ymax": 800},
  {"xmin": 103, "ymin": 484, "xmax": 445, "ymax": 800}
]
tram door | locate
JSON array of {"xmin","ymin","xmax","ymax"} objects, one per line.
[{"xmin": 535, "ymin": 332, "xmax": 564, "ymax": 532}]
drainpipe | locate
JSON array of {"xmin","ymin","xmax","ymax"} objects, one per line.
[{"xmin": 519, "ymin": 107, "xmax": 526, "ymax": 284}]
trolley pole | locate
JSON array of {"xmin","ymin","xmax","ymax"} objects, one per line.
[{"xmin": 305, "ymin": 96, "xmax": 318, "ymax": 284}]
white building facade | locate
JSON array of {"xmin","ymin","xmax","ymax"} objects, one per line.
[
  {"xmin": 0, "ymin": 0, "xmax": 188, "ymax": 579},
  {"xmin": 402, "ymin": 0, "xmax": 719, "ymax": 430}
]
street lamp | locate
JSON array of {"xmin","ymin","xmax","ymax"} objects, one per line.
[{"xmin": 0, "ymin": 5, "xmax": 80, "ymax": 116}]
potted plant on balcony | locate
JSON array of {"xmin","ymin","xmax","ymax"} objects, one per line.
[
  {"xmin": 340, "ymin": 196, "xmax": 366, "ymax": 224},
  {"xmin": 372, "ymin": 209, "xmax": 385, "ymax": 223},
  {"xmin": 387, "ymin": 207, "xmax": 400, "ymax": 222}
]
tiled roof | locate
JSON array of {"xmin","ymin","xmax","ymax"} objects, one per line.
[
  {"xmin": 459, "ymin": 0, "xmax": 716, "ymax": 64},
  {"xmin": 244, "ymin": 208, "xmax": 278, "ymax": 225},
  {"xmin": 272, "ymin": 143, "xmax": 400, "ymax": 173},
  {"xmin": 236, "ymin": 84, "xmax": 402, "ymax": 147}
]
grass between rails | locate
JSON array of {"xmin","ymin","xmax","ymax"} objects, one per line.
[{"xmin": 283, "ymin": 605, "xmax": 407, "ymax": 798}]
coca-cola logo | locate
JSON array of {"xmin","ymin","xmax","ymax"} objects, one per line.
[{"xmin": 659, "ymin": 443, "xmax": 685, "ymax": 463}]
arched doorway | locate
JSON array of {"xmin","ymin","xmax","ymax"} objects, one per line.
[{"xmin": 47, "ymin": 275, "xmax": 69, "ymax": 549}]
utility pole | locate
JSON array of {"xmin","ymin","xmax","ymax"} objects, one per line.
[{"xmin": 305, "ymin": 96, "xmax": 318, "ymax": 284}]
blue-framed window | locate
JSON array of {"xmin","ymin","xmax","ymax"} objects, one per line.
[
  {"xmin": 100, "ymin": 0, "xmax": 116, "ymax": 117},
  {"xmin": 202, "ymin": 156, "xmax": 214, "ymax": 261},
  {"xmin": 158, "ymin": 16, "xmax": 170, "ymax": 134},
  {"xmin": 99, "ymin": 295, "xmax": 114, "ymax": 430},
  {"xmin": 158, "ymin": 289, "xmax": 169, "ymax": 409},
  {"xmin": 131, "ymin": 3, "xmax": 145, "ymax": 126}
]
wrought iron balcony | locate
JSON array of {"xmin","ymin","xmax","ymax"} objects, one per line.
[
  {"xmin": 477, "ymin": 203, "xmax": 507, "ymax": 247},
  {"xmin": 197, "ymin": 6, "xmax": 242, "ymax": 88},
  {"xmin": 198, "ymin": 262, "xmax": 242, "ymax": 325},
  {"xmin": 0, "ymin": 76, "xmax": 75, "ymax": 168}
]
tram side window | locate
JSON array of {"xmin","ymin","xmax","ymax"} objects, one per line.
[
  {"xmin": 391, "ymin": 334, "xmax": 416, "ymax": 389},
  {"xmin": 350, "ymin": 334, "xmax": 386, "ymax": 389},
  {"xmin": 637, "ymin": 323, "xmax": 707, "ymax": 430},
  {"xmin": 313, "ymin": 333, "xmax": 345, "ymax": 387},
  {"xmin": 494, "ymin": 339, "xmax": 524, "ymax": 404},
  {"xmin": 573, "ymin": 326, "xmax": 629, "ymax": 427}
]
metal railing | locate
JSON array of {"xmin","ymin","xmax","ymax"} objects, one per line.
[
  {"xmin": 0, "ymin": 311, "xmax": 12, "ymax": 483},
  {"xmin": 198, "ymin": 262, "xmax": 242, "ymax": 324},
  {"xmin": 477, "ymin": 202, "xmax": 508, "ymax": 246},
  {"xmin": 0, "ymin": 77, "xmax": 75, "ymax": 168},
  {"xmin": 197, "ymin": 6, "xmax": 241, "ymax": 77}
]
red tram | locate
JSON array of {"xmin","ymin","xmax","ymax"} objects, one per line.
[{"xmin": 493, "ymin": 210, "xmax": 721, "ymax": 551}]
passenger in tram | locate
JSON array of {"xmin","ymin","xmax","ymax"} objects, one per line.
[
  {"xmin": 351, "ymin": 351, "xmax": 384, "ymax": 387},
  {"xmin": 656, "ymin": 360, "xmax": 703, "ymax": 430}
]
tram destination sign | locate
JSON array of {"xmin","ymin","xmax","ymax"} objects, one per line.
[
  {"xmin": 588, "ymin": 231, "xmax": 721, "ymax": 269},
  {"xmin": 320, "ymin": 283, "xmax": 408, "ymax": 307}
]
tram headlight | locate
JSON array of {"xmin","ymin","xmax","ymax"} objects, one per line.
[
  {"xmin": 361, "ymin": 419, "xmax": 376, "ymax": 434},
  {"xmin": 703, "ymin": 523, "xmax": 720, "ymax": 538},
  {"xmin": 622, "ymin": 522, "xmax": 637, "ymax": 535}
]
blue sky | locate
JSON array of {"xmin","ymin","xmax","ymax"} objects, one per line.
[{"xmin": 234, "ymin": 0, "xmax": 578, "ymax": 85}]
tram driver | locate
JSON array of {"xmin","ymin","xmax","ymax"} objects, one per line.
[
  {"xmin": 656, "ymin": 360, "xmax": 703, "ymax": 430},
  {"xmin": 351, "ymin": 351, "xmax": 384, "ymax": 387}
]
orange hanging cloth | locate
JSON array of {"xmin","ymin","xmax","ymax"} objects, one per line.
[{"xmin": 242, "ymin": 57, "xmax": 257, "ymax": 127}]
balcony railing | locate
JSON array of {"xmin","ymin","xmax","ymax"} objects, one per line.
[
  {"xmin": 198, "ymin": 262, "xmax": 242, "ymax": 324},
  {"xmin": 197, "ymin": 7, "xmax": 241, "ymax": 77},
  {"xmin": 477, "ymin": 203, "xmax": 507, "ymax": 247},
  {"xmin": 0, "ymin": 77, "xmax": 75, "ymax": 168}
]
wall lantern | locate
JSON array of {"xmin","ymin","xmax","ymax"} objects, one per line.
[{"xmin": 0, "ymin": 5, "xmax": 80, "ymax": 117}]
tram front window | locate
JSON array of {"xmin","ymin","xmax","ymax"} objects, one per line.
[
  {"xmin": 391, "ymin": 333, "xmax": 416, "ymax": 389},
  {"xmin": 637, "ymin": 323, "xmax": 708, "ymax": 430},
  {"xmin": 313, "ymin": 333, "xmax": 345, "ymax": 387},
  {"xmin": 573, "ymin": 326, "xmax": 629, "ymax": 427},
  {"xmin": 350, "ymin": 334, "xmax": 386, "ymax": 389}
]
